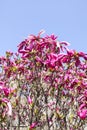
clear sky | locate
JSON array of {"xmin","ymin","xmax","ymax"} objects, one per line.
[{"xmin": 0, "ymin": 0, "xmax": 87, "ymax": 55}]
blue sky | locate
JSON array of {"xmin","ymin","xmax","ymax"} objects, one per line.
[{"xmin": 0, "ymin": 0, "xmax": 87, "ymax": 55}]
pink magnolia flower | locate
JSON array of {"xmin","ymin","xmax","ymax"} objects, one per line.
[
  {"xmin": 0, "ymin": 81, "xmax": 4, "ymax": 85},
  {"xmin": 0, "ymin": 82, "xmax": 10, "ymax": 96},
  {"xmin": 29, "ymin": 122, "xmax": 37, "ymax": 130},
  {"xmin": 78, "ymin": 109, "xmax": 87, "ymax": 119},
  {"xmin": 28, "ymin": 96, "xmax": 32, "ymax": 104},
  {"xmin": 77, "ymin": 104, "xmax": 87, "ymax": 119},
  {"xmin": 67, "ymin": 49, "xmax": 76, "ymax": 56},
  {"xmin": 45, "ymin": 53, "xmax": 58, "ymax": 68},
  {"xmin": 0, "ymin": 84, "xmax": 15, "ymax": 97},
  {"xmin": 78, "ymin": 51, "xmax": 87, "ymax": 60},
  {"xmin": 79, "ymin": 103, "xmax": 86, "ymax": 110},
  {"xmin": 2, "ymin": 87, "xmax": 10, "ymax": 96},
  {"xmin": 59, "ymin": 41, "xmax": 70, "ymax": 52},
  {"xmin": 18, "ymin": 40, "xmax": 28, "ymax": 53},
  {"xmin": 45, "ymin": 34, "xmax": 57, "ymax": 40}
]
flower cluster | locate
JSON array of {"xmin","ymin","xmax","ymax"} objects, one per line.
[{"xmin": 0, "ymin": 31, "xmax": 87, "ymax": 130}]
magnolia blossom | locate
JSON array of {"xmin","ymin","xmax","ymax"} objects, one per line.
[
  {"xmin": 29, "ymin": 122, "xmax": 37, "ymax": 130},
  {"xmin": 77, "ymin": 104, "xmax": 87, "ymax": 119},
  {"xmin": 78, "ymin": 109, "xmax": 87, "ymax": 119},
  {"xmin": 0, "ymin": 84, "xmax": 16, "ymax": 97},
  {"xmin": 28, "ymin": 96, "xmax": 32, "ymax": 104}
]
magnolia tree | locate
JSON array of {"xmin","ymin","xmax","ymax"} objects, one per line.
[{"xmin": 0, "ymin": 31, "xmax": 87, "ymax": 130}]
